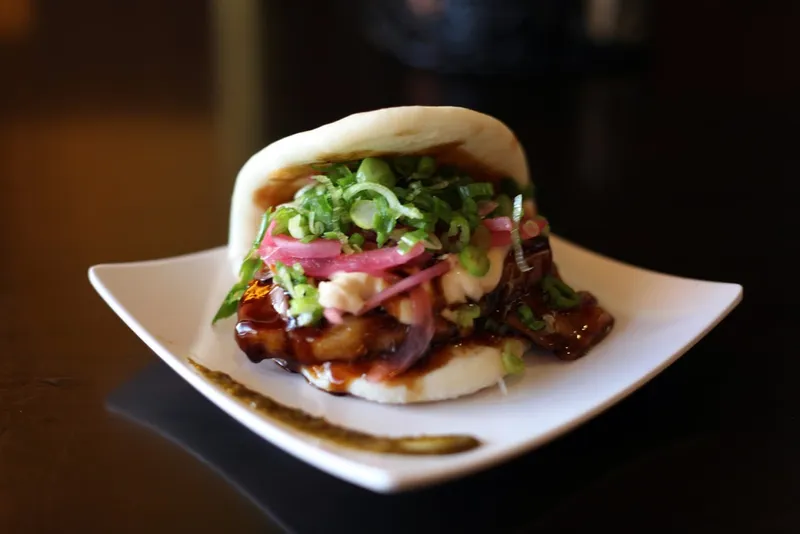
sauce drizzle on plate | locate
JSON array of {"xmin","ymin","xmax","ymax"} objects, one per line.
[{"xmin": 188, "ymin": 359, "xmax": 482, "ymax": 455}]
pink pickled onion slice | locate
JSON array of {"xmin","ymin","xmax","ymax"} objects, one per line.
[
  {"xmin": 271, "ymin": 234, "xmax": 342, "ymax": 258},
  {"xmin": 357, "ymin": 260, "xmax": 451, "ymax": 315},
  {"xmin": 477, "ymin": 200, "xmax": 499, "ymax": 216},
  {"xmin": 406, "ymin": 251, "xmax": 433, "ymax": 268},
  {"xmin": 488, "ymin": 216, "xmax": 549, "ymax": 247},
  {"xmin": 482, "ymin": 216, "xmax": 512, "ymax": 232},
  {"xmin": 258, "ymin": 242, "xmax": 424, "ymax": 278},
  {"xmin": 323, "ymin": 308, "xmax": 344, "ymax": 324},
  {"xmin": 366, "ymin": 286, "xmax": 434, "ymax": 382}
]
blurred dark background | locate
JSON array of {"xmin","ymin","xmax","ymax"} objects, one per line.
[{"xmin": 0, "ymin": 1, "xmax": 798, "ymax": 532}]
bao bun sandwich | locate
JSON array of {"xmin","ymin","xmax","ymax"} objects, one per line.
[{"xmin": 214, "ymin": 106, "xmax": 614, "ymax": 404}]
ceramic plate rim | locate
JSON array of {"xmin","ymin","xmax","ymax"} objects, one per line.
[{"xmin": 88, "ymin": 236, "xmax": 743, "ymax": 492}]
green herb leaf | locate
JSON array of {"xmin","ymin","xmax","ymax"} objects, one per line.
[
  {"xmin": 238, "ymin": 257, "xmax": 263, "ymax": 281},
  {"xmin": 211, "ymin": 280, "xmax": 248, "ymax": 324}
]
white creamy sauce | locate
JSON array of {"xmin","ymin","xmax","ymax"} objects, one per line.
[
  {"xmin": 440, "ymin": 245, "xmax": 510, "ymax": 305},
  {"xmin": 317, "ymin": 272, "xmax": 388, "ymax": 315}
]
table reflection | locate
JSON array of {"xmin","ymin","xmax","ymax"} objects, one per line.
[{"xmin": 106, "ymin": 359, "xmax": 644, "ymax": 533}]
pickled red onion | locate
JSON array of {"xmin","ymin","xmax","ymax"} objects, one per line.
[
  {"xmin": 258, "ymin": 243, "xmax": 425, "ymax": 278},
  {"xmin": 357, "ymin": 260, "xmax": 451, "ymax": 315},
  {"xmin": 488, "ymin": 217, "xmax": 547, "ymax": 247},
  {"xmin": 270, "ymin": 235, "xmax": 341, "ymax": 258},
  {"xmin": 366, "ymin": 286, "xmax": 434, "ymax": 382},
  {"xmin": 482, "ymin": 217, "xmax": 512, "ymax": 232}
]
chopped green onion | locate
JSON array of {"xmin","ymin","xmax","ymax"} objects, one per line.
[
  {"xmin": 511, "ymin": 194, "xmax": 533, "ymax": 272},
  {"xmin": 455, "ymin": 304, "xmax": 481, "ymax": 328},
  {"xmin": 423, "ymin": 233, "xmax": 443, "ymax": 250},
  {"xmin": 416, "ymin": 156, "xmax": 437, "ymax": 178},
  {"xmin": 273, "ymin": 261, "xmax": 296, "ymax": 295},
  {"xmin": 502, "ymin": 343, "xmax": 525, "ymax": 375},
  {"xmin": 356, "ymin": 157, "xmax": 397, "ymax": 188},
  {"xmin": 459, "ymin": 245, "xmax": 490, "ymax": 277},
  {"xmin": 288, "ymin": 214, "xmax": 308, "ymax": 239},
  {"xmin": 409, "ymin": 211, "xmax": 437, "ymax": 233},
  {"xmin": 373, "ymin": 196, "xmax": 396, "ymax": 247},
  {"xmin": 290, "ymin": 296, "xmax": 321, "ymax": 315},
  {"xmin": 448, "ymin": 215, "xmax": 471, "ymax": 248},
  {"xmin": 398, "ymin": 229, "xmax": 429, "ymax": 254},
  {"xmin": 493, "ymin": 194, "xmax": 513, "ymax": 217},
  {"xmin": 251, "ymin": 210, "xmax": 272, "ymax": 249},
  {"xmin": 459, "ymin": 183, "xmax": 494, "ymax": 200},
  {"xmin": 349, "ymin": 233, "xmax": 365, "ymax": 247},
  {"xmin": 542, "ymin": 275, "xmax": 581, "ymax": 310},
  {"xmin": 518, "ymin": 304, "xmax": 545, "ymax": 331},
  {"xmin": 460, "ymin": 197, "xmax": 480, "ymax": 228},
  {"xmin": 350, "ymin": 199, "xmax": 379, "ymax": 230},
  {"xmin": 271, "ymin": 207, "xmax": 297, "ymax": 236},
  {"xmin": 432, "ymin": 197, "xmax": 453, "ymax": 223},
  {"xmin": 343, "ymin": 182, "xmax": 422, "ymax": 220}
]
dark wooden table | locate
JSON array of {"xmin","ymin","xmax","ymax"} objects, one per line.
[{"xmin": 1, "ymin": 2, "xmax": 797, "ymax": 532}]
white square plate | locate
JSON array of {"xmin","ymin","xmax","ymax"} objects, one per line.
[{"xmin": 89, "ymin": 236, "xmax": 742, "ymax": 493}]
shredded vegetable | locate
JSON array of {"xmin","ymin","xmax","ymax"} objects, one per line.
[{"xmin": 212, "ymin": 154, "xmax": 551, "ymax": 326}]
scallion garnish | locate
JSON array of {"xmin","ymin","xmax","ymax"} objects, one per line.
[
  {"xmin": 398, "ymin": 228, "xmax": 429, "ymax": 254},
  {"xmin": 459, "ymin": 183, "xmax": 494, "ymax": 200},
  {"xmin": 501, "ymin": 342, "xmax": 525, "ymax": 375},
  {"xmin": 343, "ymin": 182, "xmax": 422, "ymax": 220},
  {"xmin": 350, "ymin": 199, "xmax": 379, "ymax": 230},
  {"xmin": 459, "ymin": 245, "xmax": 490, "ymax": 277},
  {"xmin": 518, "ymin": 304, "xmax": 545, "ymax": 331},
  {"xmin": 542, "ymin": 275, "xmax": 581, "ymax": 310},
  {"xmin": 288, "ymin": 214, "xmax": 308, "ymax": 239},
  {"xmin": 447, "ymin": 215, "xmax": 471, "ymax": 249},
  {"xmin": 356, "ymin": 157, "xmax": 397, "ymax": 188},
  {"xmin": 455, "ymin": 304, "xmax": 481, "ymax": 328}
]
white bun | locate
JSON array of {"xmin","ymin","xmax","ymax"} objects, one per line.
[
  {"xmin": 299, "ymin": 339, "xmax": 528, "ymax": 404},
  {"xmin": 227, "ymin": 105, "xmax": 530, "ymax": 274}
]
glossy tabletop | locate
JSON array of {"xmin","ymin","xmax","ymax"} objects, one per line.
[{"xmin": 1, "ymin": 2, "xmax": 797, "ymax": 532}]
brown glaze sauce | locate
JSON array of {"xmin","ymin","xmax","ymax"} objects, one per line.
[
  {"xmin": 235, "ymin": 279, "xmax": 408, "ymax": 368},
  {"xmin": 188, "ymin": 359, "xmax": 481, "ymax": 455},
  {"xmin": 234, "ymin": 235, "xmax": 615, "ymax": 393}
]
